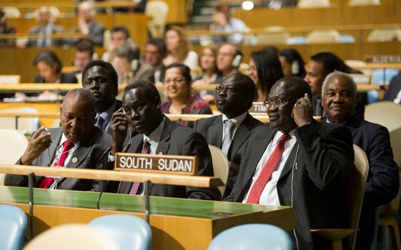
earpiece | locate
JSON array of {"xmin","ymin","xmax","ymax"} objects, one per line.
[
  {"xmin": 291, "ymin": 61, "xmax": 299, "ymax": 75},
  {"xmin": 131, "ymin": 59, "xmax": 138, "ymax": 71},
  {"xmin": 92, "ymin": 52, "xmax": 98, "ymax": 60},
  {"xmin": 232, "ymin": 54, "xmax": 242, "ymax": 68}
]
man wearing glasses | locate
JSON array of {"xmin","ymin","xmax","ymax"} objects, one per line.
[
  {"xmin": 194, "ymin": 73, "xmax": 265, "ymax": 197},
  {"xmin": 225, "ymin": 77, "xmax": 354, "ymax": 249}
]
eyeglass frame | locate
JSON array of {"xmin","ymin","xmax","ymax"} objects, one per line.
[
  {"xmin": 264, "ymin": 98, "xmax": 297, "ymax": 108},
  {"xmin": 215, "ymin": 85, "xmax": 237, "ymax": 94}
]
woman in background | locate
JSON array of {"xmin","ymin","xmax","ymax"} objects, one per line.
[
  {"xmin": 161, "ymin": 62, "xmax": 212, "ymax": 128},
  {"xmin": 278, "ymin": 48, "xmax": 306, "ymax": 78},
  {"xmin": 192, "ymin": 44, "xmax": 222, "ymax": 104},
  {"xmin": 163, "ymin": 26, "xmax": 198, "ymax": 68},
  {"xmin": 247, "ymin": 49, "xmax": 283, "ymax": 102}
]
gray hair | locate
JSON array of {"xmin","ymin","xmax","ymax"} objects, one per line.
[{"xmin": 322, "ymin": 71, "xmax": 357, "ymax": 98}]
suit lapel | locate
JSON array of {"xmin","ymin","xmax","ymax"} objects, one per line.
[
  {"xmin": 209, "ymin": 116, "xmax": 223, "ymax": 147},
  {"xmin": 156, "ymin": 119, "xmax": 173, "ymax": 155},
  {"xmin": 280, "ymin": 142, "xmax": 299, "ymax": 178}
]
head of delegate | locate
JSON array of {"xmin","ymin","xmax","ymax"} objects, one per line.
[
  {"xmin": 225, "ymin": 76, "xmax": 354, "ymax": 249},
  {"xmin": 106, "ymin": 80, "xmax": 220, "ymax": 200}
]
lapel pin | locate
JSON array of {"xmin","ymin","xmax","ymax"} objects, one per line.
[{"xmin": 72, "ymin": 157, "xmax": 78, "ymax": 163}]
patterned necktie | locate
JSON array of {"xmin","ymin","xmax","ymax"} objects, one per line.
[
  {"xmin": 246, "ymin": 133, "xmax": 291, "ymax": 204},
  {"xmin": 95, "ymin": 115, "xmax": 105, "ymax": 131},
  {"xmin": 221, "ymin": 120, "xmax": 235, "ymax": 156},
  {"xmin": 129, "ymin": 139, "xmax": 150, "ymax": 194},
  {"xmin": 38, "ymin": 140, "xmax": 74, "ymax": 189}
]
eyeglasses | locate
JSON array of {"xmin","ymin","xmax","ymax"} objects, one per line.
[
  {"xmin": 215, "ymin": 85, "xmax": 237, "ymax": 94},
  {"xmin": 264, "ymin": 99, "xmax": 296, "ymax": 107},
  {"xmin": 164, "ymin": 78, "xmax": 186, "ymax": 84},
  {"xmin": 246, "ymin": 66, "xmax": 257, "ymax": 72}
]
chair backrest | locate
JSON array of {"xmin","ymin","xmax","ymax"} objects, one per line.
[
  {"xmin": 306, "ymin": 29, "xmax": 340, "ymax": 43},
  {"xmin": 145, "ymin": 1, "xmax": 169, "ymax": 38},
  {"xmin": 0, "ymin": 204, "xmax": 27, "ymax": 250},
  {"xmin": 3, "ymin": 7, "xmax": 21, "ymax": 18},
  {"xmin": 365, "ymin": 101, "xmax": 401, "ymax": 132},
  {"xmin": 367, "ymin": 28, "xmax": 401, "ymax": 42},
  {"xmin": 24, "ymin": 224, "xmax": 118, "ymax": 250},
  {"xmin": 286, "ymin": 36, "xmax": 307, "ymax": 44},
  {"xmin": 208, "ymin": 223, "xmax": 292, "ymax": 250},
  {"xmin": 208, "ymin": 145, "xmax": 229, "ymax": 198},
  {"xmin": 0, "ymin": 108, "xmax": 40, "ymax": 135},
  {"xmin": 298, "ymin": 0, "xmax": 331, "ymax": 8},
  {"xmin": 88, "ymin": 214, "xmax": 152, "ymax": 250},
  {"xmin": 349, "ymin": 0, "xmax": 380, "ymax": 6},
  {"xmin": 371, "ymin": 68, "xmax": 399, "ymax": 84},
  {"xmin": 346, "ymin": 144, "xmax": 369, "ymax": 249}
]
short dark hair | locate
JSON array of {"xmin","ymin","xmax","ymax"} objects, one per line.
[
  {"xmin": 33, "ymin": 50, "xmax": 62, "ymax": 74},
  {"xmin": 278, "ymin": 48, "xmax": 306, "ymax": 78},
  {"xmin": 75, "ymin": 39, "xmax": 94, "ymax": 56},
  {"xmin": 64, "ymin": 88, "xmax": 95, "ymax": 112},
  {"xmin": 146, "ymin": 38, "xmax": 167, "ymax": 54},
  {"xmin": 310, "ymin": 52, "xmax": 361, "ymax": 78},
  {"xmin": 115, "ymin": 42, "xmax": 140, "ymax": 62},
  {"xmin": 161, "ymin": 62, "xmax": 192, "ymax": 85},
  {"xmin": 110, "ymin": 25, "xmax": 130, "ymax": 40},
  {"xmin": 124, "ymin": 80, "xmax": 161, "ymax": 105},
  {"xmin": 279, "ymin": 76, "xmax": 312, "ymax": 100},
  {"xmin": 81, "ymin": 60, "xmax": 118, "ymax": 94}
]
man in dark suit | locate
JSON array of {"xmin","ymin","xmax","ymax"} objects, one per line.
[
  {"xmin": 5, "ymin": 88, "xmax": 113, "ymax": 191},
  {"xmin": 225, "ymin": 77, "xmax": 354, "ymax": 249},
  {"xmin": 82, "ymin": 60, "xmax": 121, "ymax": 134},
  {"xmin": 76, "ymin": 1, "xmax": 105, "ymax": 46},
  {"xmin": 107, "ymin": 80, "xmax": 219, "ymax": 200},
  {"xmin": 321, "ymin": 71, "xmax": 399, "ymax": 250},
  {"xmin": 383, "ymin": 71, "xmax": 401, "ymax": 103},
  {"xmin": 194, "ymin": 73, "xmax": 265, "ymax": 197}
]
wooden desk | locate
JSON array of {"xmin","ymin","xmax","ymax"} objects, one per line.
[{"xmin": 0, "ymin": 186, "xmax": 296, "ymax": 250}]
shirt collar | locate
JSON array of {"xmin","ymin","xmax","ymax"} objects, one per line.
[{"xmin": 222, "ymin": 111, "xmax": 248, "ymax": 126}]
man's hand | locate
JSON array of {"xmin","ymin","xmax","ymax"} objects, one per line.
[
  {"xmin": 21, "ymin": 126, "xmax": 52, "ymax": 165},
  {"xmin": 110, "ymin": 108, "xmax": 128, "ymax": 154},
  {"xmin": 292, "ymin": 93, "xmax": 313, "ymax": 127},
  {"xmin": 212, "ymin": 12, "xmax": 227, "ymax": 26}
]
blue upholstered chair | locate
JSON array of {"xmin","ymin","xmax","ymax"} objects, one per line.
[
  {"xmin": 208, "ymin": 224, "xmax": 292, "ymax": 250},
  {"xmin": 0, "ymin": 204, "xmax": 27, "ymax": 250},
  {"xmin": 88, "ymin": 214, "xmax": 152, "ymax": 250}
]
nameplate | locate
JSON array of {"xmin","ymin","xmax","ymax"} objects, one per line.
[
  {"xmin": 366, "ymin": 55, "xmax": 401, "ymax": 63},
  {"xmin": 115, "ymin": 153, "xmax": 197, "ymax": 175},
  {"xmin": 349, "ymin": 74, "xmax": 370, "ymax": 84},
  {"xmin": 249, "ymin": 102, "xmax": 267, "ymax": 113},
  {"xmin": 0, "ymin": 75, "xmax": 20, "ymax": 84}
]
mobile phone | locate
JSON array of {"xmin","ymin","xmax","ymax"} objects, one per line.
[{"xmin": 41, "ymin": 127, "xmax": 50, "ymax": 135}]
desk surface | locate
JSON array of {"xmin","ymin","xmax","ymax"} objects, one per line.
[{"xmin": 0, "ymin": 186, "xmax": 296, "ymax": 249}]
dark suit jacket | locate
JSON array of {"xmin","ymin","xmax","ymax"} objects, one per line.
[
  {"xmin": 383, "ymin": 72, "xmax": 401, "ymax": 101},
  {"xmin": 34, "ymin": 73, "xmax": 78, "ymax": 84},
  {"xmin": 109, "ymin": 117, "xmax": 220, "ymax": 200},
  {"xmin": 225, "ymin": 121, "xmax": 354, "ymax": 250},
  {"xmin": 194, "ymin": 113, "xmax": 266, "ymax": 196},
  {"xmin": 5, "ymin": 127, "xmax": 113, "ymax": 192},
  {"xmin": 85, "ymin": 21, "xmax": 105, "ymax": 46},
  {"xmin": 340, "ymin": 117, "xmax": 399, "ymax": 250}
]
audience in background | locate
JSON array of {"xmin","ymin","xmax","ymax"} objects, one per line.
[
  {"xmin": 75, "ymin": 1, "xmax": 105, "ymax": 46},
  {"xmin": 144, "ymin": 38, "xmax": 167, "ymax": 83},
  {"xmin": 4, "ymin": 88, "xmax": 113, "ymax": 191},
  {"xmin": 321, "ymin": 71, "xmax": 399, "ymax": 250},
  {"xmin": 192, "ymin": 44, "xmax": 222, "ymax": 104},
  {"xmin": 278, "ymin": 48, "xmax": 306, "ymax": 78},
  {"xmin": 216, "ymin": 42, "xmax": 243, "ymax": 78},
  {"xmin": 82, "ymin": 60, "xmax": 121, "ymax": 134},
  {"xmin": 114, "ymin": 42, "xmax": 155, "ymax": 84},
  {"xmin": 25, "ymin": 6, "xmax": 65, "ymax": 47},
  {"xmin": 262, "ymin": 0, "xmax": 297, "ymax": 9},
  {"xmin": 163, "ymin": 26, "xmax": 199, "ymax": 68},
  {"xmin": 161, "ymin": 63, "xmax": 212, "ymax": 128},
  {"xmin": 194, "ymin": 73, "xmax": 265, "ymax": 197},
  {"xmin": 102, "ymin": 25, "xmax": 131, "ymax": 63},
  {"xmin": 107, "ymin": 80, "xmax": 219, "ymax": 200},
  {"xmin": 248, "ymin": 49, "xmax": 284, "ymax": 102},
  {"xmin": 73, "ymin": 39, "xmax": 94, "ymax": 84},
  {"xmin": 0, "ymin": 8, "xmax": 16, "ymax": 47},
  {"xmin": 383, "ymin": 71, "xmax": 401, "ymax": 103},
  {"xmin": 210, "ymin": 3, "xmax": 247, "ymax": 44},
  {"xmin": 225, "ymin": 77, "xmax": 354, "ymax": 249},
  {"xmin": 304, "ymin": 52, "xmax": 364, "ymax": 118}
]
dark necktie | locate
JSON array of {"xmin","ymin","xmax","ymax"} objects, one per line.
[
  {"xmin": 246, "ymin": 134, "xmax": 291, "ymax": 204},
  {"xmin": 129, "ymin": 139, "xmax": 150, "ymax": 194},
  {"xmin": 38, "ymin": 140, "xmax": 74, "ymax": 189},
  {"xmin": 95, "ymin": 115, "xmax": 105, "ymax": 131},
  {"xmin": 221, "ymin": 120, "xmax": 235, "ymax": 156}
]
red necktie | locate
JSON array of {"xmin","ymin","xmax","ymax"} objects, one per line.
[
  {"xmin": 129, "ymin": 139, "xmax": 150, "ymax": 194},
  {"xmin": 38, "ymin": 140, "xmax": 74, "ymax": 189},
  {"xmin": 246, "ymin": 133, "xmax": 291, "ymax": 204}
]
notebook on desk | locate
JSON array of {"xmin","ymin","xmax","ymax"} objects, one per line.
[{"xmin": 3, "ymin": 96, "xmax": 64, "ymax": 103}]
